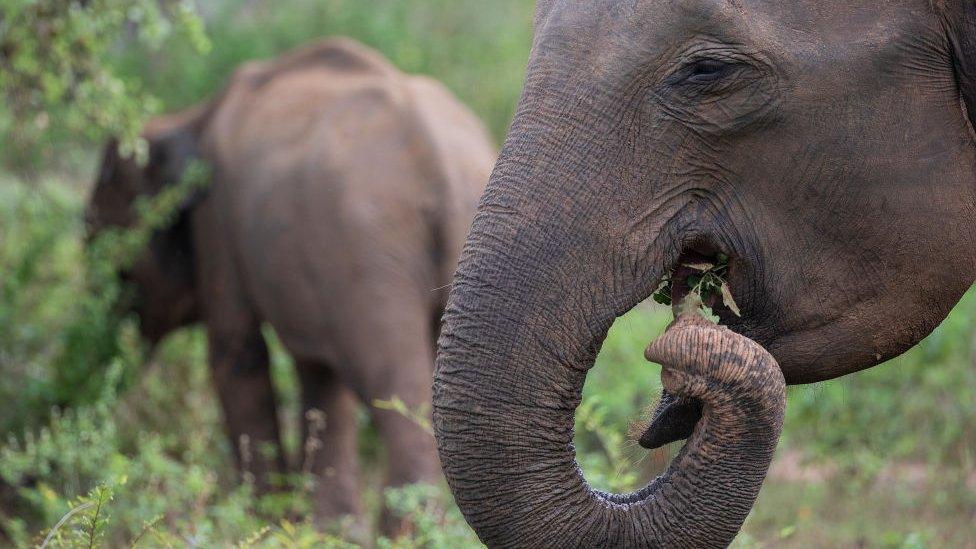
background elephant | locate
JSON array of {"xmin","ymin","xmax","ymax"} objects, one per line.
[
  {"xmin": 87, "ymin": 38, "xmax": 495, "ymax": 528},
  {"xmin": 434, "ymin": 0, "xmax": 976, "ymax": 546}
]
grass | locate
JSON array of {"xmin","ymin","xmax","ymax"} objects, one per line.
[{"xmin": 1, "ymin": 0, "xmax": 975, "ymax": 546}]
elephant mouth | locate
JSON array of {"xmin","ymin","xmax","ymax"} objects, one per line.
[
  {"xmin": 638, "ymin": 243, "xmax": 740, "ymax": 449},
  {"xmin": 669, "ymin": 245, "xmax": 741, "ymax": 318}
]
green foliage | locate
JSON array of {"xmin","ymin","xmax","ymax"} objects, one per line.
[
  {"xmin": 0, "ymin": 0, "xmax": 210, "ymax": 171},
  {"xmin": 39, "ymin": 483, "xmax": 113, "ymax": 549},
  {"xmin": 0, "ymin": 365, "xmax": 483, "ymax": 546},
  {"xmin": 582, "ymin": 305, "xmax": 668, "ymax": 432},
  {"xmin": 112, "ymin": 0, "xmax": 533, "ymax": 144},
  {"xmin": 575, "ymin": 398, "xmax": 640, "ymax": 494},
  {"xmin": 1, "ymin": 326, "xmax": 298, "ymax": 547},
  {"xmin": 653, "ymin": 254, "xmax": 740, "ymax": 318},
  {"xmin": 379, "ymin": 484, "xmax": 482, "ymax": 549},
  {"xmin": 54, "ymin": 160, "xmax": 210, "ymax": 407},
  {"xmin": 0, "ymin": 179, "xmax": 80, "ymax": 430},
  {"xmin": 0, "ymin": 163, "xmax": 209, "ymax": 432}
]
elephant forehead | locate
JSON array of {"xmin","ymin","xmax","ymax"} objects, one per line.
[
  {"xmin": 538, "ymin": 0, "xmax": 938, "ymax": 63},
  {"xmin": 539, "ymin": 0, "xmax": 739, "ymax": 49}
]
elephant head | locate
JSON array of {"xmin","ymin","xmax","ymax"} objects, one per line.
[
  {"xmin": 433, "ymin": 0, "xmax": 976, "ymax": 546},
  {"xmin": 86, "ymin": 108, "xmax": 207, "ymax": 345}
]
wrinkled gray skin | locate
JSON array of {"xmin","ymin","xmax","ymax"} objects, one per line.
[
  {"xmin": 434, "ymin": 0, "xmax": 976, "ymax": 547},
  {"xmin": 88, "ymin": 38, "xmax": 495, "ymax": 530}
]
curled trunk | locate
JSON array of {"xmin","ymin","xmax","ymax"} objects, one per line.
[{"xmin": 434, "ymin": 311, "xmax": 785, "ymax": 548}]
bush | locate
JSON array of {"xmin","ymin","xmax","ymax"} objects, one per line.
[{"xmin": 0, "ymin": 0, "xmax": 209, "ymax": 171}]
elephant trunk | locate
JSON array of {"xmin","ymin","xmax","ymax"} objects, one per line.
[{"xmin": 433, "ymin": 154, "xmax": 786, "ymax": 545}]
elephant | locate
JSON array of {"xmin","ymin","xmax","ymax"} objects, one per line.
[
  {"xmin": 433, "ymin": 0, "xmax": 976, "ymax": 547},
  {"xmin": 87, "ymin": 38, "xmax": 496, "ymax": 528}
]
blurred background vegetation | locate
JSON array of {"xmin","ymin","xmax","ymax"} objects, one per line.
[{"xmin": 0, "ymin": 0, "xmax": 973, "ymax": 546}]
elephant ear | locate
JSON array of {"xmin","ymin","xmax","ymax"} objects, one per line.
[
  {"xmin": 142, "ymin": 120, "xmax": 207, "ymax": 288},
  {"xmin": 947, "ymin": 0, "xmax": 976, "ymax": 130},
  {"xmin": 143, "ymin": 122, "xmax": 206, "ymax": 209}
]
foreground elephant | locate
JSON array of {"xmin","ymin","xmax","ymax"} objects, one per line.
[
  {"xmin": 88, "ymin": 38, "xmax": 495, "ymax": 525},
  {"xmin": 434, "ymin": 0, "xmax": 976, "ymax": 546}
]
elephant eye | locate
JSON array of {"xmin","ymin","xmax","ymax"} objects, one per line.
[{"xmin": 684, "ymin": 59, "xmax": 736, "ymax": 84}]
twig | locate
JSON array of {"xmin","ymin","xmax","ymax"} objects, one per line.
[{"xmin": 40, "ymin": 501, "xmax": 94, "ymax": 549}]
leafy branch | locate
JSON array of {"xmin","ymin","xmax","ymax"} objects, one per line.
[
  {"xmin": 652, "ymin": 253, "xmax": 741, "ymax": 319},
  {"xmin": 0, "ymin": 0, "xmax": 210, "ymax": 170}
]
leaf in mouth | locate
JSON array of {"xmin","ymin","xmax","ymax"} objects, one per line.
[
  {"xmin": 654, "ymin": 254, "xmax": 741, "ymax": 319},
  {"xmin": 652, "ymin": 276, "xmax": 673, "ymax": 306}
]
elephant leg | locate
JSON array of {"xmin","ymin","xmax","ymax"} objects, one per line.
[
  {"xmin": 193, "ymin": 195, "xmax": 285, "ymax": 494},
  {"xmin": 208, "ymin": 322, "xmax": 286, "ymax": 494},
  {"xmin": 341, "ymin": 301, "xmax": 441, "ymax": 536},
  {"xmin": 298, "ymin": 363, "xmax": 365, "ymax": 527}
]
